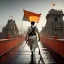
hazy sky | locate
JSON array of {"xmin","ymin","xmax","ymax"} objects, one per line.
[{"xmin": 0, "ymin": 0, "xmax": 64, "ymax": 33}]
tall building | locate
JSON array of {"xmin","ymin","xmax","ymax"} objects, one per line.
[
  {"xmin": 2, "ymin": 19, "xmax": 19, "ymax": 38},
  {"xmin": 41, "ymin": 9, "xmax": 64, "ymax": 38}
]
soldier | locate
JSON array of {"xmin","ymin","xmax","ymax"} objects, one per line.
[{"xmin": 25, "ymin": 21, "xmax": 40, "ymax": 55}]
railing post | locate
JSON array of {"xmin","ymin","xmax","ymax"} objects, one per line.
[
  {"xmin": 54, "ymin": 33, "xmax": 59, "ymax": 39},
  {"xmin": 7, "ymin": 33, "xmax": 11, "ymax": 40}
]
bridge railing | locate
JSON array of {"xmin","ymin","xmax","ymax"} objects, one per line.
[
  {"xmin": 0, "ymin": 36, "xmax": 24, "ymax": 57},
  {"xmin": 41, "ymin": 36, "xmax": 64, "ymax": 57}
]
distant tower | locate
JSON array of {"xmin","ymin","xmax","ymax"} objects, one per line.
[
  {"xmin": 2, "ymin": 17, "xmax": 19, "ymax": 37},
  {"xmin": 42, "ymin": 9, "xmax": 64, "ymax": 38}
]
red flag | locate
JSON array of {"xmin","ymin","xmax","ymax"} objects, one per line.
[
  {"xmin": 52, "ymin": 3, "xmax": 56, "ymax": 6},
  {"xmin": 23, "ymin": 10, "xmax": 41, "ymax": 23}
]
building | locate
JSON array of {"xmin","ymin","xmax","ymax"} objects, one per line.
[
  {"xmin": 2, "ymin": 19, "xmax": 19, "ymax": 38},
  {"xmin": 41, "ymin": 9, "xmax": 64, "ymax": 38}
]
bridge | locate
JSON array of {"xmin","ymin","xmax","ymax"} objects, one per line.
[{"xmin": 0, "ymin": 36, "xmax": 64, "ymax": 64}]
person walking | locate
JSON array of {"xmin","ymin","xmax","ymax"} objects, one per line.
[{"xmin": 25, "ymin": 21, "xmax": 40, "ymax": 63}]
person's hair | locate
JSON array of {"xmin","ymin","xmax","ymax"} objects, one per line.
[{"xmin": 31, "ymin": 21, "xmax": 35, "ymax": 25}]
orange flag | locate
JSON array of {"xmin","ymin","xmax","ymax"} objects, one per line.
[
  {"xmin": 52, "ymin": 3, "xmax": 56, "ymax": 6},
  {"xmin": 23, "ymin": 10, "xmax": 41, "ymax": 23}
]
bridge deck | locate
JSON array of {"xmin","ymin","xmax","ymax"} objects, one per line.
[{"xmin": 0, "ymin": 41, "xmax": 63, "ymax": 64}]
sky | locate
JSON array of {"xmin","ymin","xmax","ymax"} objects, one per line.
[{"xmin": 0, "ymin": 0, "xmax": 64, "ymax": 34}]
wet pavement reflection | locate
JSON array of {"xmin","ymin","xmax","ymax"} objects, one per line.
[{"xmin": 0, "ymin": 41, "xmax": 61, "ymax": 64}]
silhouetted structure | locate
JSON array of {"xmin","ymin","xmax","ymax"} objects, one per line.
[
  {"xmin": 41, "ymin": 9, "xmax": 64, "ymax": 38},
  {"xmin": 0, "ymin": 32, "xmax": 5, "ymax": 39},
  {"xmin": 2, "ymin": 19, "xmax": 19, "ymax": 38}
]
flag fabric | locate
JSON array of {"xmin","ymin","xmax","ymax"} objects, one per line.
[
  {"xmin": 23, "ymin": 10, "xmax": 41, "ymax": 23},
  {"xmin": 52, "ymin": 3, "xmax": 56, "ymax": 6}
]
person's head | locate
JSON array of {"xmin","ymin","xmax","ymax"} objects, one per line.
[{"xmin": 31, "ymin": 21, "xmax": 35, "ymax": 26}]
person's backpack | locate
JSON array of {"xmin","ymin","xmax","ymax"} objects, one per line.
[
  {"xmin": 27, "ymin": 26, "xmax": 36, "ymax": 46},
  {"xmin": 28, "ymin": 26, "xmax": 36, "ymax": 36}
]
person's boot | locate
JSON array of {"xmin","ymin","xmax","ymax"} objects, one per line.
[
  {"xmin": 33, "ymin": 49, "xmax": 37, "ymax": 64},
  {"xmin": 31, "ymin": 51, "xmax": 33, "ymax": 58},
  {"xmin": 39, "ymin": 49, "xmax": 40, "ymax": 55},
  {"xmin": 30, "ymin": 50, "xmax": 34, "ymax": 64}
]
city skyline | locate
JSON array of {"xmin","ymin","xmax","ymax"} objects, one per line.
[{"xmin": 0, "ymin": 0, "xmax": 64, "ymax": 33}]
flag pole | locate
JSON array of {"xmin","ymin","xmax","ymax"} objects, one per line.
[
  {"xmin": 52, "ymin": 6, "xmax": 53, "ymax": 9},
  {"xmin": 51, "ymin": 3, "xmax": 56, "ymax": 9},
  {"xmin": 21, "ymin": 9, "xmax": 24, "ymax": 35},
  {"xmin": 52, "ymin": 3, "xmax": 53, "ymax": 9}
]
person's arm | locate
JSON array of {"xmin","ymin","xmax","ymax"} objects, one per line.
[
  {"xmin": 25, "ymin": 27, "xmax": 29, "ymax": 41},
  {"xmin": 25, "ymin": 33, "xmax": 28, "ymax": 41},
  {"xmin": 36, "ymin": 27, "xmax": 40, "ymax": 41}
]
